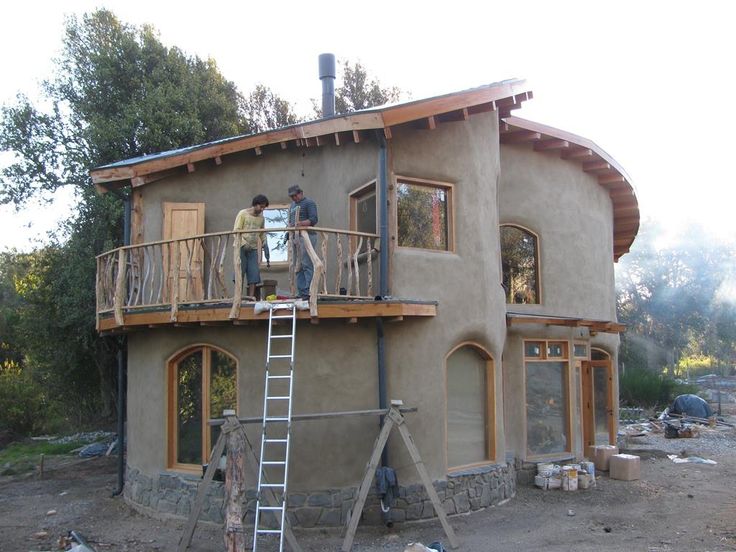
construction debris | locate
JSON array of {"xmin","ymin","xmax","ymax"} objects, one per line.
[{"xmin": 667, "ymin": 454, "xmax": 717, "ymax": 465}]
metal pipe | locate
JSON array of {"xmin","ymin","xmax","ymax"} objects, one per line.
[
  {"xmin": 112, "ymin": 193, "xmax": 131, "ymax": 497},
  {"xmin": 318, "ymin": 53, "xmax": 336, "ymax": 117},
  {"xmin": 376, "ymin": 135, "xmax": 390, "ymax": 467}
]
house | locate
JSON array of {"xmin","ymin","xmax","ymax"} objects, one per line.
[{"xmin": 91, "ymin": 76, "xmax": 638, "ymax": 526}]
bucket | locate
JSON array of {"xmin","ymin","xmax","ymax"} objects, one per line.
[
  {"xmin": 260, "ymin": 279, "xmax": 277, "ymax": 300},
  {"xmin": 561, "ymin": 466, "xmax": 578, "ymax": 491},
  {"xmin": 537, "ymin": 462, "xmax": 555, "ymax": 477}
]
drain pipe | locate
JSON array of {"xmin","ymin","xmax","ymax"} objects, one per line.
[
  {"xmin": 377, "ymin": 134, "xmax": 390, "ymax": 468},
  {"xmin": 112, "ymin": 191, "xmax": 131, "ymax": 497}
]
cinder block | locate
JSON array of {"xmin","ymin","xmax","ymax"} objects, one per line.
[
  {"xmin": 609, "ymin": 453, "xmax": 640, "ymax": 481},
  {"xmin": 592, "ymin": 445, "xmax": 619, "ymax": 472}
]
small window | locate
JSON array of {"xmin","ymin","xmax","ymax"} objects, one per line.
[
  {"xmin": 168, "ymin": 346, "xmax": 238, "ymax": 471},
  {"xmin": 547, "ymin": 342, "xmax": 567, "ymax": 358},
  {"xmin": 525, "ymin": 341, "xmax": 544, "ymax": 358},
  {"xmin": 574, "ymin": 343, "xmax": 588, "ymax": 359},
  {"xmin": 500, "ymin": 225, "xmax": 540, "ymax": 304},
  {"xmin": 262, "ymin": 206, "xmax": 289, "ymax": 265},
  {"xmin": 396, "ymin": 177, "xmax": 453, "ymax": 252}
]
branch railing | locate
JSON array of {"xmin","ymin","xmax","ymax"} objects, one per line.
[{"xmin": 96, "ymin": 227, "xmax": 379, "ymax": 327}]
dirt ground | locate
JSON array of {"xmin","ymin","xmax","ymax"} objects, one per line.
[{"xmin": 2, "ymin": 419, "xmax": 735, "ymax": 552}]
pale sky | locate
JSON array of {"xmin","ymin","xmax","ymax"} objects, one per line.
[{"xmin": 1, "ymin": 0, "xmax": 735, "ymax": 250}]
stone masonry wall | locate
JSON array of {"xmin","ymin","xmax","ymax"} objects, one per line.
[{"xmin": 124, "ymin": 463, "xmax": 516, "ymax": 527}]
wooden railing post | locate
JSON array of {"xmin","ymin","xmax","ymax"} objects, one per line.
[
  {"xmin": 114, "ymin": 249, "xmax": 127, "ymax": 327},
  {"xmin": 229, "ymin": 235, "xmax": 243, "ymax": 319},
  {"xmin": 170, "ymin": 240, "xmax": 181, "ymax": 322},
  {"xmin": 300, "ymin": 229, "xmax": 324, "ymax": 317}
]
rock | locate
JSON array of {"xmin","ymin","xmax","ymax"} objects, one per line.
[
  {"xmin": 33, "ymin": 531, "xmax": 49, "ymax": 539},
  {"xmin": 568, "ymin": 509, "xmax": 576, "ymax": 516},
  {"xmin": 46, "ymin": 509, "xmax": 57, "ymax": 516}
]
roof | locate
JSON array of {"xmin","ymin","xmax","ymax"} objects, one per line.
[
  {"xmin": 90, "ymin": 79, "xmax": 532, "ymax": 186},
  {"xmin": 499, "ymin": 116, "xmax": 639, "ymax": 261},
  {"xmin": 89, "ymin": 78, "xmax": 638, "ymax": 260}
]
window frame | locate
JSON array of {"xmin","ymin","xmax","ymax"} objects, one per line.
[
  {"xmin": 500, "ymin": 223, "xmax": 542, "ymax": 304},
  {"xmin": 349, "ymin": 180, "xmax": 378, "ymax": 235},
  {"xmin": 522, "ymin": 338, "xmax": 572, "ymax": 460},
  {"xmin": 166, "ymin": 344, "xmax": 239, "ymax": 473},
  {"xmin": 445, "ymin": 342, "xmax": 495, "ymax": 473},
  {"xmin": 260, "ymin": 204, "xmax": 291, "ymax": 268},
  {"xmin": 394, "ymin": 175, "xmax": 455, "ymax": 254}
]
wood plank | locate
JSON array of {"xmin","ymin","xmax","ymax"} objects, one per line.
[
  {"xmin": 383, "ymin": 126, "xmax": 392, "ymax": 139},
  {"xmin": 130, "ymin": 168, "xmax": 183, "ymax": 188},
  {"xmin": 186, "ymin": 163, "xmax": 196, "ymax": 173},
  {"xmin": 352, "ymin": 130, "xmax": 361, "ymax": 143},
  {"xmin": 582, "ymin": 160, "xmax": 611, "ymax": 173},
  {"xmin": 534, "ymin": 139, "xmax": 569, "ymax": 151},
  {"xmin": 254, "ymin": 146, "xmax": 262, "ymax": 156},
  {"xmin": 215, "ymin": 156, "xmax": 223, "ymax": 165},
  {"xmin": 561, "ymin": 147, "xmax": 594, "ymax": 160},
  {"xmin": 427, "ymin": 116, "xmax": 436, "ymax": 130},
  {"xmin": 334, "ymin": 132, "xmax": 341, "ymax": 146}
]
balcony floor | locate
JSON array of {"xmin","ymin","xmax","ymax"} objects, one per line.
[{"xmin": 97, "ymin": 297, "xmax": 437, "ymax": 334}]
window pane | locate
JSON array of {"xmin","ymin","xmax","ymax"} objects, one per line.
[
  {"xmin": 574, "ymin": 344, "xmax": 588, "ymax": 358},
  {"xmin": 526, "ymin": 361, "xmax": 568, "ymax": 455},
  {"xmin": 524, "ymin": 341, "xmax": 543, "ymax": 358},
  {"xmin": 594, "ymin": 366, "xmax": 610, "ymax": 445},
  {"xmin": 501, "ymin": 226, "xmax": 538, "ymax": 304},
  {"xmin": 447, "ymin": 347, "xmax": 487, "ymax": 467},
  {"xmin": 210, "ymin": 350, "xmax": 237, "ymax": 450},
  {"xmin": 547, "ymin": 342, "xmax": 565, "ymax": 358},
  {"xmin": 176, "ymin": 351, "xmax": 203, "ymax": 465},
  {"xmin": 355, "ymin": 189, "xmax": 376, "ymax": 234},
  {"xmin": 263, "ymin": 208, "xmax": 289, "ymax": 263},
  {"xmin": 397, "ymin": 181, "xmax": 449, "ymax": 250}
]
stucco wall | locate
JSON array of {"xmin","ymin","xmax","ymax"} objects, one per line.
[
  {"xmin": 499, "ymin": 144, "xmax": 616, "ymax": 321},
  {"xmin": 385, "ymin": 111, "xmax": 509, "ymax": 483}
]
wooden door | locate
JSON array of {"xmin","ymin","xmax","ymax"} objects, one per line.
[
  {"xmin": 582, "ymin": 356, "xmax": 615, "ymax": 450},
  {"xmin": 163, "ymin": 202, "xmax": 205, "ymax": 302}
]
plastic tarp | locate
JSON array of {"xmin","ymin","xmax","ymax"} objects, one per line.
[{"xmin": 670, "ymin": 394, "xmax": 713, "ymax": 418}]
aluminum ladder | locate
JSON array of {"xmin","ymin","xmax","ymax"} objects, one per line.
[{"xmin": 253, "ymin": 303, "xmax": 297, "ymax": 552}]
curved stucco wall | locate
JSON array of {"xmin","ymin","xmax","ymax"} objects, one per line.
[{"xmin": 499, "ymin": 143, "xmax": 616, "ymax": 321}]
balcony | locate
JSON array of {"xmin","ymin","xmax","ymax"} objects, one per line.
[{"xmin": 96, "ymin": 227, "xmax": 436, "ymax": 333}]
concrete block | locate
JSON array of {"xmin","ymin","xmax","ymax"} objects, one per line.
[{"xmin": 609, "ymin": 454, "xmax": 640, "ymax": 481}]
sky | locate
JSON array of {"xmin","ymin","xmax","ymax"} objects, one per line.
[{"xmin": 1, "ymin": 0, "xmax": 735, "ymax": 251}]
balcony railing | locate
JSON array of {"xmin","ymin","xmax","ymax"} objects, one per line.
[{"xmin": 96, "ymin": 227, "xmax": 379, "ymax": 328}]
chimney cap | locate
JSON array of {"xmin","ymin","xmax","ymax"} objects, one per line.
[{"xmin": 318, "ymin": 53, "xmax": 336, "ymax": 79}]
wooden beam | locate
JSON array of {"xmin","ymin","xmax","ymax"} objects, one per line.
[
  {"xmin": 352, "ymin": 130, "xmax": 361, "ymax": 143},
  {"xmin": 534, "ymin": 139, "xmax": 569, "ymax": 151},
  {"xmin": 500, "ymin": 131, "xmax": 541, "ymax": 144},
  {"xmin": 427, "ymin": 116, "xmax": 436, "ymax": 130},
  {"xmin": 561, "ymin": 148, "xmax": 594, "ymax": 160},
  {"xmin": 214, "ymin": 156, "xmax": 223, "ymax": 166},
  {"xmin": 599, "ymin": 174, "xmax": 626, "ymax": 186},
  {"xmin": 254, "ymin": 146, "xmax": 262, "ymax": 156},
  {"xmin": 463, "ymin": 107, "xmax": 470, "ymax": 121},
  {"xmin": 315, "ymin": 136, "xmax": 323, "ymax": 147},
  {"xmin": 582, "ymin": 160, "xmax": 611, "ymax": 173},
  {"xmin": 186, "ymin": 163, "xmax": 195, "ymax": 173},
  {"xmin": 384, "ymin": 126, "xmax": 392, "ymax": 139},
  {"xmin": 280, "ymin": 142, "xmax": 288, "ymax": 150},
  {"xmin": 131, "ymin": 168, "xmax": 182, "ymax": 188},
  {"xmin": 334, "ymin": 132, "xmax": 341, "ymax": 146}
]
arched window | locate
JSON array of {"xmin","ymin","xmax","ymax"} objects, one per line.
[
  {"xmin": 500, "ymin": 225, "xmax": 540, "ymax": 304},
  {"xmin": 167, "ymin": 345, "xmax": 238, "ymax": 471},
  {"xmin": 446, "ymin": 344, "xmax": 495, "ymax": 469}
]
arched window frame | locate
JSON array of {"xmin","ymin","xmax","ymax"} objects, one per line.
[
  {"xmin": 500, "ymin": 223, "xmax": 541, "ymax": 304},
  {"xmin": 166, "ymin": 344, "xmax": 239, "ymax": 472},
  {"xmin": 445, "ymin": 342, "xmax": 496, "ymax": 472}
]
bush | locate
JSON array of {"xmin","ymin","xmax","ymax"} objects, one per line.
[
  {"xmin": 0, "ymin": 363, "xmax": 46, "ymax": 437},
  {"xmin": 619, "ymin": 368, "xmax": 699, "ymax": 409}
]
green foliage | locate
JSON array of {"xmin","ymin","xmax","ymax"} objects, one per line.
[
  {"xmin": 0, "ymin": 439, "xmax": 88, "ymax": 475},
  {"xmin": 0, "ymin": 364, "xmax": 45, "ymax": 436},
  {"xmin": 240, "ymin": 84, "xmax": 301, "ymax": 133},
  {"xmin": 619, "ymin": 368, "xmax": 699, "ymax": 408}
]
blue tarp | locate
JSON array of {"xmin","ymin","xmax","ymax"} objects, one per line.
[{"xmin": 670, "ymin": 394, "xmax": 713, "ymax": 418}]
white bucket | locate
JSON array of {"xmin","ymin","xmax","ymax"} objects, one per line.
[
  {"xmin": 537, "ymin": 462, "xmax": 554, "ymax": 476},
  {"xmin": 561, "ymin": 466, "xmax": 578, "ymax": 491}
]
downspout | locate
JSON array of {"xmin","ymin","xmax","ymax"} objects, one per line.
[
  {"xmin": 377, "ymin": 135, "xmax": 390, "ymax": 467},
  {"xmin": 112, "ymin": 191, "xmax": 131, "ymax": 497}
]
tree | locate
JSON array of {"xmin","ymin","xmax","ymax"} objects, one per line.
[
  {"xmin": 240, "ymin": 84, "xmax": 301, "ymax": 133},
  {"xmin": 313, "ymin": 60, "xmax": 403, "ymax": 117},
  {"xmin": 0, "ymin": 9, "xmax": 297, "ymax": 425}
]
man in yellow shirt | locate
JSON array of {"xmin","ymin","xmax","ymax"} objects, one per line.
[{"xmin": 233, "ymin": 194, "xmax": 270, "ymax": 298}]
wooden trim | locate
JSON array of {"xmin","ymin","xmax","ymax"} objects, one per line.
[
  {"xmin": 444, "ymin": 342, "xmax": 496, "ymax": 470},
  {"xmin": 131, "ymin": 190, "xmax": 144, "ymax": 245},
  {"xmin": 394, "ymin": 175, "xmax": 455, "ymax": 253},
  {"xmin": 499, "ymin": 223, "xmax": 542, "ymax": 305}
]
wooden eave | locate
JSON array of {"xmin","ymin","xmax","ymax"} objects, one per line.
[
  {"xmin": 500, "ymin": 116, "xmax": 639, "ymax": 261},
  {"xmin": 506, "ymin": 312, "xmax": 625, "ymax": 334},
  {"xmin": 89, "ymin": 80, "xmax": 531, "ymax": 187}
]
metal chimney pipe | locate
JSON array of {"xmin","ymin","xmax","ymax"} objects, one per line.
[{"xmin": 318, "ymin": 53, "xmax": 336, "ymax": 117}]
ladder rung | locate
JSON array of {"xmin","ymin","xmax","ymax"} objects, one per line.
[
  {"xmin": 256, "ymin": 529, "xmax": 282, "ymax": 534},
  {"xmin": 265, "ymin": 417, "xmax": 289, "ymax": 422},
  {"xmin": 268, "ymin": 354, "xmax": 292, "ymax": 359},
  {"xmin": 267, "ymin": 396, "xmax": 290, "ymax": 400},
  {"xmin": 271, "ymin": 315, "xmax": 294, "ymax": 319},
  {"xmin": 264, "ymin": 438, "xmax": 288, "ymax": 443},
  {"xmin": 267, "ymin": 375, "xmax": 291, "ymax": 379},
  {"xmin": 261, "ymin": 483, "xmax": 285, "ymax": 487},
  {"xmin": 258, "ymin": 505, "xmax": 285, "ymax": 510},
  {"xmin": 262, "ymin": 461, "xmax": 286, "ymax": 465},
  {"xmin": 270, "ymin": 334, "xmax": 294, "ymax": 339}
]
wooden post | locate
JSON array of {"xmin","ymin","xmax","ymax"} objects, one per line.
[
  {"xmin": 300, "ymin": 229, "xmax": 324, "ymax": 317},
  {"xmin": 224, "ymin": 412, "xmax": 246, "ymax": 552},
  {"xmin": 229, "ymin": 237, "xmax": 243, "ymax": 319},
  {"xmin": 170, "ymin": 240, "xmax": 181, "ymax": 322},
  {"xmin": 114, "ymin": 248, "xmax": 127, "ymax": 327}
]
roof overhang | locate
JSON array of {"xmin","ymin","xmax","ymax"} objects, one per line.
[
  {"xmin": 500, "ymin": 116, "xmax": 639, "ymax": 261},
  {"xmin": 506, "ymin": 312, "xmax": 625, "ymax": 334},
  {"xmin": 90, "ymin": 79, "xmax": 532, "ymax": 189}
]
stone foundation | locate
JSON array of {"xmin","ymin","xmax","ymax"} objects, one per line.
[{"xmin": 124, "ymin": 462, "xmax": 516, "ymax": 527}]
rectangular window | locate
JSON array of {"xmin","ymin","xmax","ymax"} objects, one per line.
[
  {"xmin": 524, "ymin": 339, "xmax": 571, "ymax": 457},
  {"xmin": 396, "ymin": 177, "xmax": 454, "ymax": 252},
  {"xmin": 262, "ymin": 206, "xmax": 289, "ymax": 264},
  {"xmin": 573, "ymin": 343, "xmax": 589, "ymax": 359}
]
